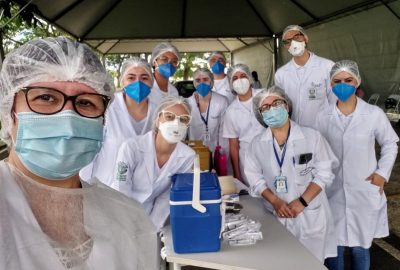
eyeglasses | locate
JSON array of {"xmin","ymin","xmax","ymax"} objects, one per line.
[
  {"xmin": 259, "ymin": 99, "xmax": 287, "ymax": 113},
  {"xmin": 159, "ymin": 110, "xmax": 191, "ymax": 125},
  {"xmin": 20, "ymin": 87, "xmax": 111, "ymax": 118},
  {"xmin": 282, "ymin": 33, "xmax": 304, "ymax": 45},
  {"xmin": 157, "ymin": 56, "xmax": 179, "ymax": 67},
  {"xmin": 209, "ymin": 57, "xmax": 226, "ymax": 65}
]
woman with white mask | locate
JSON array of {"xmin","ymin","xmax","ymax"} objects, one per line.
[
  {"xmin": 187, "ymin": 67, "xmax": 229, "ymax": 155},
  {"xmin": 113, "ymin": 96, "xmax": 196, "ymax": 230},
  {"xmin": 222, "ymin": 64, "xmax": 264, "ymax": 185},
  {"xmin": 80, "ymin": 57, "xmax": 156, "ymax": 186},
  {"xmin": 245, "ymin": 86, "xmax": 338, "ymax": 262},
  {"xmin": 0, "ymin": 37, "xmax": 157, "ymax": 270},
  {"xmin": 317, "ymin": 60, "xmax": 399, "ymax": 270}
]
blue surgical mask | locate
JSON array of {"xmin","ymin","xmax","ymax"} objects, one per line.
[
  {"xmin": 196, "ymin": 83, "xmax": 212, "ymax": 97},
  {"xmin": 15, "ymin": 110, "xmax": 103, "ymax": 180},
  {"xmin": 124, "ymin": 81, "xmax": 151, "ymax": 103},
  {"xmin": 211, "ymin": 61, "xmax": 225, "ymax": 74},
  {"xmin": 157, "ymin": 63, "xmax": 177, "ymax": 79},
  {"xmin": 332, "ymin": 83, "xmax": 356, "ymax": 102},
  {"xmin": 262, "ymin": 106, "xmax": 288, "ymax": 128}
]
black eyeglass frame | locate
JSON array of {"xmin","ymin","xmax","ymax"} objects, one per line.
[{"xmin": 20, "ymin": 86, "xmax": 111, "ymax": 118}]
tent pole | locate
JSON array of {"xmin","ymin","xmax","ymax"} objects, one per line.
[{"xmin": 273, "ymin": 35, "xmax": 279, "ymax": 73}]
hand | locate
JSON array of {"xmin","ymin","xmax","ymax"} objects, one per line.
[
  {"xmin": 271, "ymin": 197, "xmax": 295, "ymax": 218},
  {"xmin": 367, "ymin": 173, "xmax": 385, "ymax": 194},
  {"xmin": 288, "ymin": 199, "xmax": 305, "ymax": 218}
]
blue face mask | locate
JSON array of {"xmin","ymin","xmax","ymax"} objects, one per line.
[
  {"xmin": 157, "ymin": 63, "xmax": 177, "ymax": 79},
  {"xmin": 14, "ymin": 110, "xmax": 103, "ymax": 180},
  {"xmin": 332, "ymin": 83, "xmax": 356, "ymax": 102},
  {"xmin": 196, "ymin": 83, "xmax": 212, "ymax": 97},
  {"xmin": 124, "ymin": 81, "xmax": 151, "ymax": 103},
  {"xmin": 211, "ymin": 61, "xmax": 225, "ymax": 74},
  {"xmin": 262, "ymin": 106, "xmax": 289, "ymax": 128}
]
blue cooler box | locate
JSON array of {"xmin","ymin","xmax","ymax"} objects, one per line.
[{"xmin": 170, "ymin": 172, "xmax": 222, "ymax": 253}]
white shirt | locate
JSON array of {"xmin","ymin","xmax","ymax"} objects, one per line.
[
  {"xmin": 223, "ymin": 89, "xmax": 264, "ymax": 185},
  {"xmin": 245, "ymin": 121, "xmax": 338, "ymax": 261},
  {"xmin": 275, "ymin": 53, "xmax": 336, "ymax": 129},
  {"xmin": 113, "ymin": 131, "xmax": 196, "ymax": 230},
  {"xmin": 148, "ymin": 79, "xmax": 179, "ymax": 107},
  {"xmin": 212, "ymin": 76, "xmax": 235, "ymax": 104},
  {"xmin": 79, "ymin": 92, "xmax": 155, "ymax": 186},
  {"xmin": 316, "ymin": 98, "xmax": 399, "ymax": 248},
  {"xmin": 187, "ymin": 92, "xmax": 229, "ymax": 153}
]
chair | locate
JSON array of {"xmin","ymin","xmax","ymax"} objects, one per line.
[{"xmin": 367, "ymin": 93, "xmax": 380, "ymax": 105}]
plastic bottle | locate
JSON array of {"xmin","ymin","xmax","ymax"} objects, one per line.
[{"xmin": 214, "ymin": 146, "xmax": 228, "ymax": 176}]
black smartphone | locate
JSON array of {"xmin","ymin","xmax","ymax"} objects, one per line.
[{"xmin": 299, "ymin": 153, "xmax": 312, "ymax": 164}]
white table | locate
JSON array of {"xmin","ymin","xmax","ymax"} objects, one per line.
[{"xmin": 162, "ymin": 195, "xmax": 327, "ymax": 270}]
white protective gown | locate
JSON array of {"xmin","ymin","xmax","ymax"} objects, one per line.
[
  {"xmin": 0, "ymin": 161, "xmax": 158, "ymax": 270},
  {"xmin": 212, "ymin": 76, "xmax": 235, "ymax": 104},
  {"xmin": 244, "ymin": 121, "xmax": 338, "ymax": 261},
  {"xmin": 148, "ymin": 79, "xmax": 179, "ymax": 107},
  {"xmin": 187, "ymin": 92, "xmax": 229, "ymax": 153},
  {"xmin": 113, "ymin": 131, "xmax": 196, "ymax": 230},
  {"xmin": 316, "ymin": 98, "xmax": 399, "ymax": 248},
  {"xmin": 80, "ymin": 92, "xmax": 155, "ymax": 186},
  {"xmin": 222, "ymin": 89, "xmax": 264, "ymax": 185},
  {"xmin": 275, "ymin": 53, "xmax": 336, "ymax": 129}
]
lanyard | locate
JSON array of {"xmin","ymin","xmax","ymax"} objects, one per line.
[
  {"xmin": 196, "ymin": 93, "xmax": 212, "ymax": 131},
  {"xmin": 272, "ymin": 126, "xmax": 291, "ymax": 175}
]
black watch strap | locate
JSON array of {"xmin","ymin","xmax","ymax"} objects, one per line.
[{"xmin": 299, "ymin": 196, "xmax": 308, "ymax": 207}]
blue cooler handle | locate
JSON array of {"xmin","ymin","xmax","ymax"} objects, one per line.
[{"xmin": 192, "ymin": 154, "xmax": 206, "ymax": 213}]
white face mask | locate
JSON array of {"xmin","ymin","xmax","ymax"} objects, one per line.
[
  {"xmin": 158, "ymin": 120, "xmax": 188, "ymax": 144},
  {"xmin": 232, "ymin": 78, "xmax": 250, "ymax": 95},
  {"xmin": 288, "ymin": 40, "xmax": 306, "ymax": 57}
]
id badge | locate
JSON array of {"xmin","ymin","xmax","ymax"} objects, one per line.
[
  {"xmin": 275, "ymin": 176, "xmax": 288, "ymax": 193},
  {"xmin": 204, "ymin": 130, "xmax": 210, "ymax": 142},
  {"xmin": 308, "ymin": 88, "xmax": 316, "ymax": 100}
]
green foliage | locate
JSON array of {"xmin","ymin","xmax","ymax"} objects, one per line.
[{"xmin": 173, "ymin": 52, "xmax": 209, "ymax": 81}]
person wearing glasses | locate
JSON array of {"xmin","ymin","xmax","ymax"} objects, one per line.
[
  {"xmin": 275, "ymin": 25, "xmax": 335, "ymax": 129},
  {"xmin": 187, "ymin": 68, "xmax": 229, "ymax": 156},
  {"xmin": 222, "ymin": 64, "xmax": 264, "ymax": 185},
  {"xmin": 0, "ymin": 37, "xmax": 157, "ymax": 269},
  {"xmin": 114, "ymin": 96, "xmax": 195, "ymax": 230},
  {"xmin": 208, "ymin": 51, "xmax": 235, "ymax": 104},
  {"xmin": 80, "ymin": 57, "xmax": 156, "ymax": 186},
  {"xmin": 317, "ymin": 60, "xmax": 399, "ymax": 270},
  {"xmin": 244, "ymin": 86, "xmax": 338, "ymax": 262},
  {"xmin": 148, "ymin": 42, "xmax": 180, "ymax": 106}
]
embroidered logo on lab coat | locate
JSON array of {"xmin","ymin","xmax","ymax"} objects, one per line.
[{"xmin": 117, "ymin": 161, "xmax": 128, "ymax": 181}]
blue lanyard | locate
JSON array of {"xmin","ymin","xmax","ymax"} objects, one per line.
[
  {"xmin": 272, "ymin": 126, "xmax": 291, "ymax": 175},
  {"xmin": 197, "ymin": 93, "xmax": 212, "ymax": 131}
]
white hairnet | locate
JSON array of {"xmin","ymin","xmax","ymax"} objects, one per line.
[
  {"xmin": 208, "ymin": 51, "xmax": 226, "ymax": 62},
  {"xmin": 253, "ymin": 86, "xmax": 293, "ymax": 128},
  {"xmin": 120, "ymin": 57, "xmax": 154, "ymax": 85},
  {"xmin": 282, "ymin": 25, "xmax": 309, "ymax": 41},
  {"xmin": 227, "ymin": 63, "xmax": 254, "ymax": 88},
  {"xmin": 0, "ymin": 36, "xmax": 115, "ymax": 144},
  {"xmin": 330, "ymin": 60, "xmax": 361, "ymax": 87},
  {"xmin": 152, "ymin": 96, "xmax": 191, "ymax": 131},
  {"xmin": 150, "ymin": 42, "xmax": 180, "ymax": 66},
  {"xmin": 193, "ymin": 68, "xmax": 214, "ymax": 88}
]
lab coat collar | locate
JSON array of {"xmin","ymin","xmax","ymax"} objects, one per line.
[
  {"xmin": 329, "ymin": 97, "xmax": 368, "ymax": 132},
  {"xmin": 152, "ymin": 79, "xmax": 175, "ymax": 92},
  {"xmin": 284, "ymin": 51, "xmax": 317, "ymax": 71},
  {"xmin": 259, "ymin": 120, "xmax": 305, "ymax": 142}
]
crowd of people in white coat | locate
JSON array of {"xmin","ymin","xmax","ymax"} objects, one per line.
[{"xmin": 0, "ymin": 23, "xmax": 397, "ymax": 270}]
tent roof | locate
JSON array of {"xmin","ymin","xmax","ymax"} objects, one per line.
[{"xmin": 11, "ymin": 0, "xmax": 400, "ymax": 54}]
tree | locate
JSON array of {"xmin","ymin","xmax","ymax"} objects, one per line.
[{"xmin": 174, "ymin": 52, "xmax": 208, "ymax": 81}]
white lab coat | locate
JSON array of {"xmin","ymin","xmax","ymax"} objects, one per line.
[
  {"xmin": 222, "ymin": 89, "xmax": 264, "ymax": 185},
  {"xmin": 244, "ymin": 121, "xmax": 338, "ymax": 261},
  {"xmin": 148, "ymin": 79, "xmax": 179, "ymax": 106},
  {"xmin": 212, "ymin": 76, "xmax": 235, "ymax": 104},
  {"xmin": 80, "ymin": 92, "xmax": 155, "ymax": 186},
  {"xmin": 113, "ymin": 131, "xmax": 196, "ymax": 230},
  {"xmin": 316, "ymin": 98, "xmax": 399, "ymax": 248},
  {"xmin": 275, "ymin": 53, "xmax": 335, "ymax": 129},
  {"xmin": 187, "ymin": 92, "xmax": 229, "ymax": 153},
  {"xmin": 0, "ymin": 161, "xmax": 158, "ymax": 270}
]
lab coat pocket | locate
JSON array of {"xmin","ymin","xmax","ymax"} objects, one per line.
[
  {"xmin": 366, "ymin": 181, "xmax": 386, "ymax": 211},
  {"xmin": 294, "ymin": 163, "xmax": 313, "ymax": 186},
  {"xmin": 301, "ymin": 205, "xmax": 326, "ymax": 238}
]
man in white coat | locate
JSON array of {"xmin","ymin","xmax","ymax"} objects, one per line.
[
  {"xmin": 275, "ymin": 25, "xmax": 336, "ymax": 129},
  {"xmin": 208, "ymin": 51, "xmax": 236, "ymax": 104},
  {"xmin": 316, "ymin": 60, "xmax": 399, "ymax": 270},
  {"xmin": 148, "ymin": 42, "xmax": 180, "ymax": 106},
  {"xmin": 245, "ymin": 86, "xmax": 338, "ymax": 262}
]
